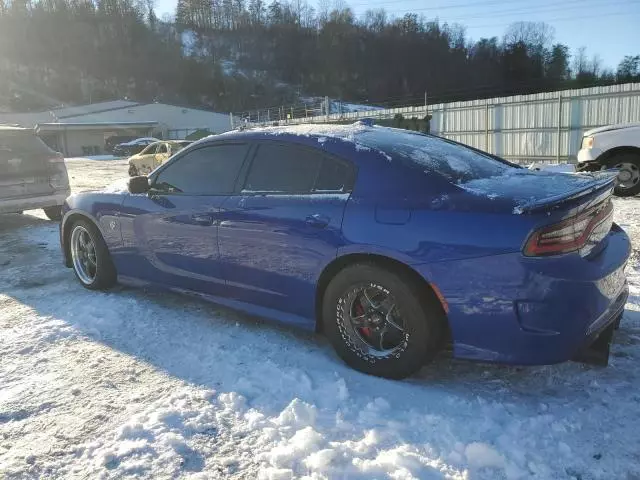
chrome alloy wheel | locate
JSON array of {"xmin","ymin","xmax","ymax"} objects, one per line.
[{"xmin": 70, "ymin": 225, "xmax": 98, "ymax": 285}]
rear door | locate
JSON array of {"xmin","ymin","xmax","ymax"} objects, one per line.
[
  {"xmin": 0, "ymin": 130, "xmax": 56, "ymax": 201},
  {"xmin": 218, "ymin": 142, "xmax": 355, "ymax": 321}
]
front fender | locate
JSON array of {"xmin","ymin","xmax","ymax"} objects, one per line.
[{"xmin": 60, "ymin": 193, "xmax": 126, "ymax": 266}]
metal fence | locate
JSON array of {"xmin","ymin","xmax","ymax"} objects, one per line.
[{"xmin": 232, "ymin": 83, "xmax": 640, "ymax": 164}]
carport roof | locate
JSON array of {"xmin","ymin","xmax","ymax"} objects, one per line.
[{"xmin": 35, "ymin": 121, "xmax": 158, "ymax": 132}]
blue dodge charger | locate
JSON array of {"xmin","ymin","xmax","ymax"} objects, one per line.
[{"xmin": 60, "ymin": 123, "xmax": 630, "ymax": 379}]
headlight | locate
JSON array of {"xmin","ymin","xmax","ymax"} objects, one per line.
[{"xmin": 582, "ymin": 136, "xmax": 594, "ymax": 149}]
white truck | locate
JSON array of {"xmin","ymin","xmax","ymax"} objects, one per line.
[{"xmin": 577, "ymin": 123, "xmax": 640, "ymax": 197}]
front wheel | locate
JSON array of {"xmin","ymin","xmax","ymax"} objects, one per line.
[
  {"xmin": 322, "ymin": 263, "xmax": 445, "ymax": 379},
  {"xmin": 69, "ymin": 219, "xmax": 117, "ymax": 290},
  {"xmin": 128, "ymin": 164, "xmax": 139, "ymax": 177},
  {"xmin": 609, "ymin": 153, "xmax": 640, "ymax": 197},
  {"xmin": 43, "ymin": 206, "xmax": 62, "ymax": 221}
]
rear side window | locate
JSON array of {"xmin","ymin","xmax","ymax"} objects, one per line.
[
  {"xmin": 243, "ymin": 143, "xmax": 353, "ymax": 193},
  {"xmin": 315, "ymin": 157, "xmax": 353, "ymax": 192},
  {"xmin": 154, "ymin": 144, "xmax": 249, "ymax": 194},
  {"xmin": 244, "ymin": 144, "xmax": 321, "ymax": 193},
  {"xmin": 356, "ymin": 128, "xmax": 511, "ymax": 183}
]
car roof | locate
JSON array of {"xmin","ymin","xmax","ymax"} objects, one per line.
[
  {"xmin": 127, "ymin": 137, "xmax": 158, "ymax": 144},
  {"xmin": 217, "ymin": 122, "xmax": 374, "ymax": 143}
]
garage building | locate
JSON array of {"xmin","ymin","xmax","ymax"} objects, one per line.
[{"xmin": 0, "ymin": 101, "xmax": 231, "ymax": 156}]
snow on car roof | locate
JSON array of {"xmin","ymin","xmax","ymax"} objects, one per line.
[{"xmin": 225, "ymin": 122, "xmax": 372, "ymax": 142}]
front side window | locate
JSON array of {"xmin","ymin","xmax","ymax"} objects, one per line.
[
  {"xmin": 157, "ymin": 143, "xmax": 169, "ymax": 154},
  {"xmin": 154, "ymin": 144, "xmax": 249, "ymax": 195}
]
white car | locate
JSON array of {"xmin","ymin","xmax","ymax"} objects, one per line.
[{"xmin": 577, "ymin": 123, "xmax": 640, "ymax": 197}]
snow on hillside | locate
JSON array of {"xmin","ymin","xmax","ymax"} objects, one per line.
[
  {"xmin": 1, "ymin": 159, "xmax": 639, "ymax": 479},
  {"xmin": 333, "ymin": 101, "xmax": 384, "ymax": 113},
  {"xmin": 300, "ymin": 96, "xmax": 384, "ymax": 115}
]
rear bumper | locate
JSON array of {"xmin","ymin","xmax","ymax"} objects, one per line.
[
  {"xmin": 417, "ymin": 226, "xmax": 632, "ymax": 365},
  {"xmin": 0, "ymin": 190, "xmax": 69, "ymax": 214}
]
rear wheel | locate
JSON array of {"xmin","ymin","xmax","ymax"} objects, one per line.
[
  {"xmin": 608, "ymin": 153, "xmax": 640, "ymax": 197},
  {"xmin": 69, "ymin": 219, "xmax": 117, "ymax": 290},
  {"xmin": 322, "ymin": 263, "xmax": 445, "ymax": 379},
  {"xmin": 43, "ymin": 206, "xmax": 62, "ymax": 221}
]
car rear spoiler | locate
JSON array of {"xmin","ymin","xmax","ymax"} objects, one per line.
[{"xmin": 514, "ymin": 172, "xmax": 617, "ymax": 214}]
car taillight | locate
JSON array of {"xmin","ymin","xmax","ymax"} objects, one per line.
[{"xmin": 524, "ymin": 200, "xmax": 613, "ymax": 256}]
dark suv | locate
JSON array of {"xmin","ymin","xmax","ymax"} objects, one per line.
[{"xmin": 0, "ymin": 126, "xmax": 70, "ymax": 220}]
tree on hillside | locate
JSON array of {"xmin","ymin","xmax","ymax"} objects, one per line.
[
  {"xmin": 617, "ymin": 55, "xmax": 640, "ymax": 82},
  {"xmin": 0, "ymin": 1, "xmax": 629, "ymax": 113}
]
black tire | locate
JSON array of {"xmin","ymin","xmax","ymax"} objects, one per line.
[
  {"xmin": 43, "ymin": 206, "xmax": 62, "ymax": 221},
  {"xmin": 607, "ymin": 153, "xmax": 640, "ymax": 197},
  {"xmin": 128, "ymin": 164, "xmax": 139, "ymax": 177},
  {"xmin": 68, "ymin": 218, "xmax": 117, "ymax": 290},
  {"xmin": 322, "ymin": 263, "xmax": 445, "ymax": 379}
]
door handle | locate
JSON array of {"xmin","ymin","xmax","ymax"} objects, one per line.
[
  {"xmin": 191, "ymin": 213, "xmax": 214, "ymax": 226},
  {"xmin": 305, "ymin": 213, "xmax": 330, "ymax": 228}
]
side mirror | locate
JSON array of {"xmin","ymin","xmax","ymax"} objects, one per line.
[{"xmin": 128, "ymin": 175, "xmax": 150, "ymax": 194}]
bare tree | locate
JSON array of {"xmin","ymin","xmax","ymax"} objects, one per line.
[{"xmin": 503, "ymin": 21, "xmax": 554, "ymax": 48}]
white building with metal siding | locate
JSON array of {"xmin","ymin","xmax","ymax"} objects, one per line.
[
  {"xmin": 0, "ymin": 101, "xmax": 231, "ymax": 156},
  {"xmin": 61, "ymin": 103, "xmax": 232, "ymax": 138}
]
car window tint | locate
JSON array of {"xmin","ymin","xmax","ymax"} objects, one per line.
[
  {"xmin": 315, "ymin": 157, "xmax": 352, "ymax": 192},
  {"xmin": 158, "ymin": 144, "xmax": 168, "ymax": 154},
  {"xmin": 244, "ymin": 144, "xmax": 322, "ymax": 193},
  {"xmin": 355, "ymin": 128, "xmax": 511, "ymax": 183},
  {"xmin": 155, "ymin": 144, "xmax": 248, "ymax": 194}
]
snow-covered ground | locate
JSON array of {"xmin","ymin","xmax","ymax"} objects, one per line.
[
  {"xmin": 65, "ymin": 155, "xmax": 122, "ymax": 162},
  {"xmin": 1, "ymin": 159, "xmax": 640, "ymax": 479}
]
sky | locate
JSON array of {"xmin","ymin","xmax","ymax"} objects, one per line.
[{"xmin": 155, "ymin": 0, "xmax": 640, "ymax": 70}]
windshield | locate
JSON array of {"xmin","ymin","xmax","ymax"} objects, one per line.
[
  {"xmin": 139, "ymin": 144, "xmax": 157, "ymax": 155},
  {"xmin": 356, "ymin": 128, "xmax": 513, "ymax": 183}
]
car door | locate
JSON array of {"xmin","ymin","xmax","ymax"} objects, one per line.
[
  {"xmin": 117, "ymin": 142, "xmax": 250, "ymax": 296},
  {"xmin": 218, "ymin": 142, "xmax": 355, "ymax": 322}
]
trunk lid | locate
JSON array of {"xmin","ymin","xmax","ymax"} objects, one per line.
[
  {"xmin": 458, "ymin": 169, "xmax": 616, "ymax": 214},
  {"xmin": 458, "ymin": 169, "xmax": 616, "ymax": 257}
]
